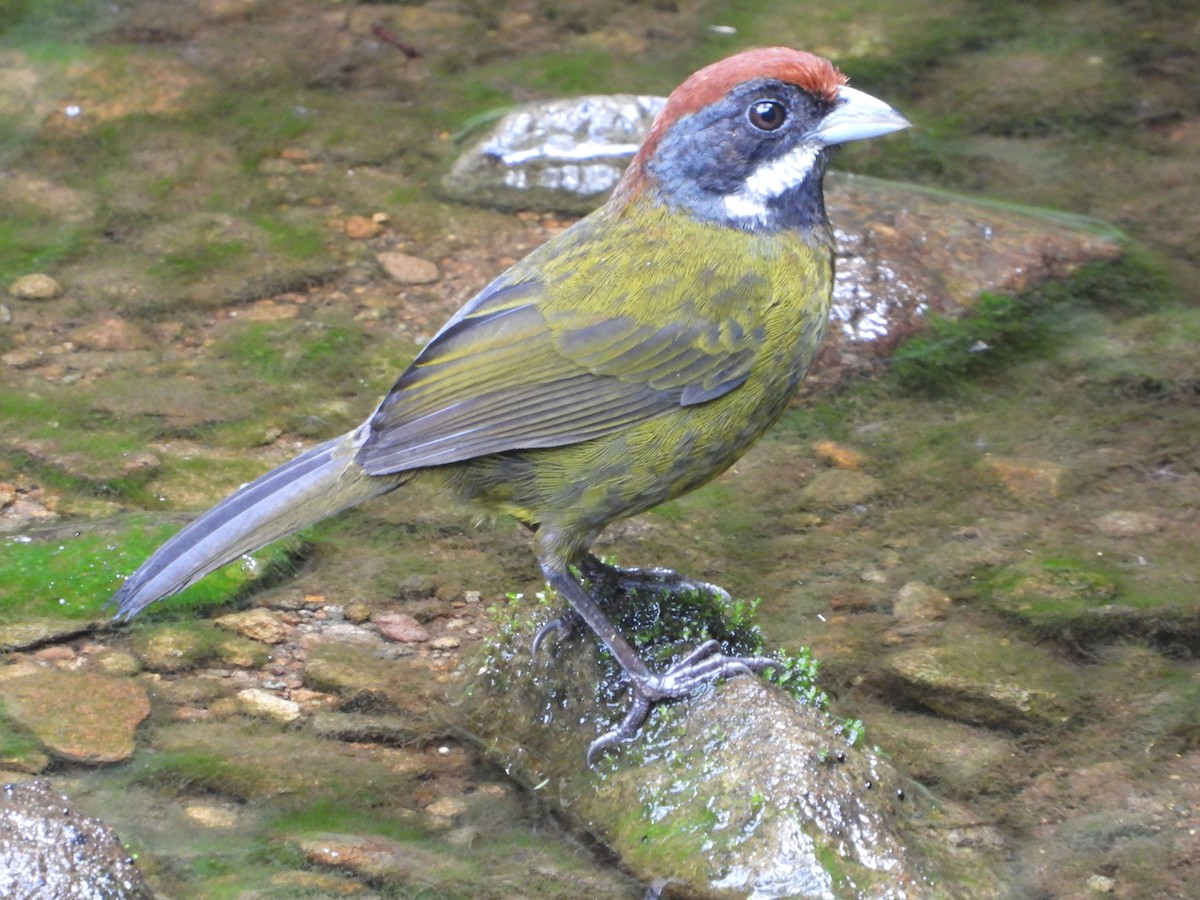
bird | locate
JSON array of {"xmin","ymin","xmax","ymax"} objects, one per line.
[{"xmin": 110, "ymin": 47, "xmax": 909, "ymax": 762}]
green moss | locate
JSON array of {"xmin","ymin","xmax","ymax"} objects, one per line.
[
  {"xmin": 0, "ymin": 208, "xmax": 91, "ymax": 283},
  {"xmin": 269, "ymin": 801, "xmax": 431, "ymax": 845},
  {"xmin": 250, "ymin": 213, "xmax": 327, "ymax": 260},
  {"xmin": 0, "ymin": 518, "xmax": 302, "ymax": 622},
  {"xmin": 576, "ymin": 574, "xmax": 763, "ymax": 671},
  {"xmin": 1, "ymin": 386, "xmax": 156, "ymax": 454},
  {"xmin": 0, "ymin": 0, "xmax": 107, "ymax": 46},
  {"xmin": 890, "ymin": 253, "xmax": 1169, "ymax": 392},
  {"xmin": 193, "ymin": 92, "xmax": 315, "ymax": 173},
  {"xmin": 134, "ymin": 721, "xmax": 423, "ymax": 815},
  {"xmin": 977, "ymin": 552, "xmax": 1200, "ymax": 646},
  {"xmin": 214, "ymin": 316, "xmax": 370, "ymax": 391},
  {"xmin": 762, "ymin": 646, "xmax": 833, "ymax": 712},
  {"xmin": 151, "ymin": 238, "xmax": 251, "ymax": 281},
  {"xmin": 0, "ymin": 705, "xmax": 43, "ymax": 759}
]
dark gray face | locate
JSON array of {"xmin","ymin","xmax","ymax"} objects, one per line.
[{"xmin": 645, "ymin": 78, "xmax": 838, "ymax": 233}]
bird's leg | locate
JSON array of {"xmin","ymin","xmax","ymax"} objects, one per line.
[
  {"xmin": 579, "ymin": 554, "xmax": 733, "ymax": 605},
  {"xmin": 534, "ymin": 555, "xmax": 730, "ymax": 657},
  {"xmin": 540, "ymin": 562, "xmax": 774, "ymax": 764}
]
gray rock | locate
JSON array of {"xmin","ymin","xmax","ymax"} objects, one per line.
[
  {"xmin": 882, "ymin": 625, "xmax": 1081, "ymax": 732},
  {"xmin": 818, "ymin": 175, "xmax": 1124, "ymax": 387},
  {"xmin": 441, "ymin": 94, "xmax": 665, "ymax": 214},
  {"xmin": 308, "ymin": 710, "xmax": 427, "ymax": 745},
  {"xmin": 0, "ymin": 780, "xmax": 153, "ymax": 899},
  {"xmin": 458, "ymin": 603, "xmax": 1007, "ymax": 898}
]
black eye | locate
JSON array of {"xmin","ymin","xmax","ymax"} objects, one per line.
[{"xmin": 748, "ymin": 99, "xmax": 787, "ymax": 131}]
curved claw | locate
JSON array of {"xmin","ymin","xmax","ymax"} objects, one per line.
[
  {"xmin": 530, "ymin": 611, "xmax": 580, "ymax": 656},
  {"xmin": 586, "ymin": 694, "xmax": 652, "ymax": 766}
]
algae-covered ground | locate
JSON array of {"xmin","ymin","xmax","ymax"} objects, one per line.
[{"xmin": 2, "ymin": 1, "xmax": 1198, "ymax": 897}]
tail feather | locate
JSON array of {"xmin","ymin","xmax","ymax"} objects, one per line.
[{"xmin": 112, "ymin": 433, "xmax": 397, "ymax": 619}]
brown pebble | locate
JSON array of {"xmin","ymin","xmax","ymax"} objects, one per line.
[
  {"xmin": 34, "ymin": 645, "xmax": 77, "ymax": 663},
  {"xmin": 376, "ymin": 251, "xmax": 440, "ymax": 284},
  {"xmin": 9, "ymin": 273, "xmax": 61, "ymax": 300},
  {"xmin": 374, "ymin": 612, "xmax": 430, "ymax": 643},
  {"xmin": 812, "ymin": 440, "xmax": 869, "ymax": 470},
  {"xmin": 70, "ymin": 317, "xmax": 148, "ymax": 351},
  {"xmin": 344, "ymin": 215, "xmax": 383, "ymax": 239}
]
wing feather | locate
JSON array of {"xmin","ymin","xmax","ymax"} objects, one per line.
[{"xmin": 357, "ymin": 265, "xmax": 764, "ymax": 475}]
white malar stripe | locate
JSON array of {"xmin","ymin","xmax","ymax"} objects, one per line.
[{"xmin": 721, "ymin": 143, "xmax": 820, "ymax": 222}]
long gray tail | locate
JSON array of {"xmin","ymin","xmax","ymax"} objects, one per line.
[{"xmin": 111, "ymin": 432, "xmax": 399, "ymax": 619}]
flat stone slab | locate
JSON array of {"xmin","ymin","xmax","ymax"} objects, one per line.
[{"xmin": 1, "ymin": 670, "xmax": 150, "ymax": 763}]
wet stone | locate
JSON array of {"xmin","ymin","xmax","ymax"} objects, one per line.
[
  {"xmin": 307, "ymin": 710, "xmax": 426, "ymax": 746},
  {"xmin": 1093, "ymin": 509, "xmax": 1161, "ymax": 537},
  {"xmin": 91, "ymin": 649, "xmax": 142, "ymax": 677},
  {"xmin": 864, "ymin": 704, "xmax": 1019, "ymax": 801},
  {"xmin": 236, "ymin": 688, "xmax": 301, "ymax": 724},
  {"xmin": 811, "ymin": 439, "xmax": 869, "ymax": 470},
  {"xmin": 0, "ymin": 780, "xmax": 153, "ymax": 899},
  {"xmin": 183, "ymin": 803, "xmax": 240, "ymax": 829},
  {"xmin": 979, "ymin": 455, "xmax": 1067, "ymax": 502},
  {"xmin": 215, "ymin": 607, "xmax": 290, "ymax": 644},
  {"xmin": 343, "ymin": 215, "xmax": 383, "ymax": 239},
  {"xmin": 374, "ymin": 611, "xmax": 429, "ymax": 643},
  {"xmin": 893, "ymin": 581, "xmax": 953, "ymax": 621},
  {"xmin": 441, "ymin": 94, "xmax": 666, "ymax": 214},
  {"xmin": 129, "ymin": 624, "xmax": 213, "ymax": 672},
  {"xmin": 376, "ymin": 251, "xmax": 440, "ymax": 284},
  {"xmin": 460, "ymin": 618, "xmax": 1007, "ymax": 898},
  {"xmin": 882, "ymin": 627, "xmax": 1080, "ymax": 732},
  {"xmin": 269, "ymin": 869, "xmax": 371, "ymax": 895},
  {"xmin": 0, "ymin": 618, "xmax": 94, "ymax": 652},
  {"xmin": 293, "ymin": 832, "xmax": 441, "ymax": 882},
  {"xmin": 1, "ymin": 670, "xmax": 150, "ymax": 763},
  {"xmin": 4, "ymin": 436, "xmax": 161, "ymax": 485},
  {"xmin": 7, "ymin": 273, "xmax": 61, "ymax": 300},
  {"xmin": 213, "ymin": 634, "xmax": 272, "ymax": 668},
  {"xmin": 799, "ymin": 467, "xmax": 884, "ymax": 507},
  {"xmin": 303, "ymin": 647, "xmax": 401, "ymax": 712},
  {"xmin": 0, "ymin": 747, "xmax": 50, "ymax": 775},
  {"xmin": 69, "ymin": 317, "xmax": 149, "ymax": 351}
]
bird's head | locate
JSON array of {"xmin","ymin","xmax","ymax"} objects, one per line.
[{"xmin": 612, "ymin": 47, "xmax": 910, "ymax": 232}]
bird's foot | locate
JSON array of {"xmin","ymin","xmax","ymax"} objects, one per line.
[{"xmin": 586, "ymin": 639, "xmax": 775, "ymax": 765}]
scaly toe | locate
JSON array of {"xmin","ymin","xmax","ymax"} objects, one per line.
[
  {"xmin": 586, "ymin": 646, "xmax": 777, "ymax": 763},
  {"xmin": 586, "ymin": 695, "xmax": 652, "ymax": 766},
  {"xmin": 647, "ymin": 642, "xmax": 775, "ymax": 698}
]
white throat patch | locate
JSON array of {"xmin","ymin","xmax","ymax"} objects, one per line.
[{"xmin": 722, "ymin": 143, "xmax": 820, "ymax": 222}]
